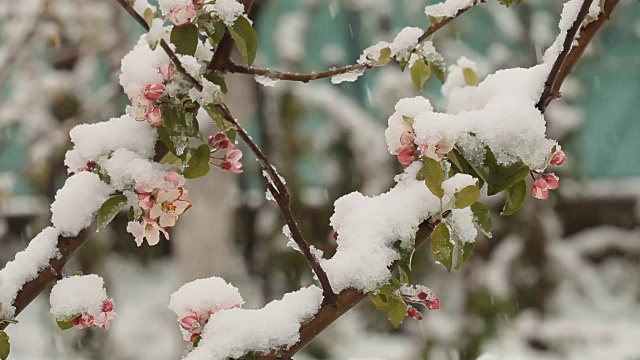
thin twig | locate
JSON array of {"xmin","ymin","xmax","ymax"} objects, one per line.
[
  {"xmin": 225, "ymin": 61, "xmax": 371, "ymax": 83},
  {"xmin": 216, "ymin": 105, "xmax": 337, "ymax": 304},
  {"xmin": 223, "ymin": 0, "xmax": 484, "ymax": 83},
  {"xmin": 537, "ymin": 0, "xmax": 621, "ymax": 111},
  {"xmin": 114, "ymin": 0, "xmax": 336, "ymax": 302},
  {"xmin": 536, "ymin": 0, "xmax": 595, "ymax": 112}
]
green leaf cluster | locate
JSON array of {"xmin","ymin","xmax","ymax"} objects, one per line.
[
  {"xmin": 0, "ymin": 331, "xmax": 8, "ymax": 360},
  {"xmin": 368, "ymin": 278, "xmax": 408, "ymax": 328}
]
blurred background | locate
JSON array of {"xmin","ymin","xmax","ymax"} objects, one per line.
[{"xmin": 1, "ymin": 0, "xmax": 639, "ymax": 359}]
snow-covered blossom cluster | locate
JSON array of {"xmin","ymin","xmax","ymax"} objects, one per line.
[
  {"xmin": 169, "ymin": 277, "xmax": 244, "ymax": 344},
  {"xmin": 49, "ymin": 275, "xmax": 117, "ymax": 329},
  {"xmin": 208, "ymin": 132, "xmax": 244, "ymax": 173},
  {"xmin": 128, "ymin": 171, "xmax": 192, "ymax": 246},
  {"xmin": 120, "ymin": 40, "xmax": 174, "ymax": 127}
]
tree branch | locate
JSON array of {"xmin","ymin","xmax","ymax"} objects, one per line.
[
  {"xmin": 216, "ymin": 105, "xmax": 337, "ymax": 304},
  {"xmin": 0, "ymin": 230, "xmax": 89, "ymax": 331},
  {"xmin": 536, "ymin": 0, "xmax": 594, "ymax": 111},
  {"xmin": 537, "ymin": 0, "xmax": 621, "ymax": 111},
  {"xmin": 255, "ymin": 219, "xmax": 441, "ymax": 359},
  {"xmin": 225, "ymin": 61, "xmax": 372, "ymax": 83},
  {"xmin": 115, "ymin": 0, "xmax": 336, "ymax": 303},
  {"xmin": 223, "ymin": 0, "xmax": 485, "ymax": 83}
]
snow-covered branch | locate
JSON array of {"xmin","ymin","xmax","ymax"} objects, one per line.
[{"xmin": 224, "ymin": 0, "xmax": 485, "ymax": 84}]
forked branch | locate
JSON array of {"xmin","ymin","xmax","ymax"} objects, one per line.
[{"xmin": 114, "ymin": 0, "xmax": 337, "ymax": 303}]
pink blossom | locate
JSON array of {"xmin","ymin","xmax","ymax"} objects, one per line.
[
  {"xmin": 102, "ymin": 298, "xmax": 115, "ymax": 312},
  {"xmin": 164, "ymin": 171, "xmax": 185, "ymax": 187},
  {"xmin": 419, "ymin": 136, "xmax": 455, "ymax": 161},
  {"xmin": 550, "ymin": 149, "xmax": 566, "ymax": 166},
  {"xmin": 426, "ymin": 297, "xmax": 440, "ymax": 310},
  {"xmin": 180, "ymin": 311, "xmax": 209, "ymax": 335},
  {"xmin": 149, "ymin": 188, "xmax": 192, "ymax": 228},
  {"xmin": 396, "ymin": 147, "xmax": 415, "ymax": 168},
  {"xmin": 94, "ymin": 301, "xmax": 118, "ymax": 330},
  {"xmin": 158, "ymin": 63, "xmax": 174, "ymax": 82},
  {"xmin": 71, "ymin": 313, "xmax": 94, "ymax": 329},
  {"xmin": 543, "ymin": 173, "xmax": 559, "ymax": 190},
  {"xmin": 127, "ymin": 217, "xmax": 170, "ymax": 247},
  {"xmin": 146, "ymin": 106, "xmax": 163, "ymax": 127},
  {"xmin": 531, "ymin": 178, "xmax": 549, "ymax": 200},
  {"xmin": 144, "ymin": 83, "xmax": 165, "ymax": 100},
  {"xmin": 399, "ymin": 130, "xmax": 415, "ymax": 148},
  {"xmin": 93, "ymin": 311, "xmax": 118, "ymax": 330},
  {"xmin": 167, "ymin": 4, "xmax": 197, "ymax": 26},
  {"xmin": 221, "ymin": 148, "xmax": 243, "ymax": 173},
  {"xmin": 131, "ymin": 96, "xmax": 153, "ymax": 121}
]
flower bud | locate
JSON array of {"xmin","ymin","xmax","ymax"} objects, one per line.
[
  {"xmin": 543, "ymin": 173, "xmax": 559, "ymax": 190},
  {"xmin": 397, "ymin": 148, "xmax": 415, "ymax": 168},
  {"xmin": 146, "ymin": 106, "xmax": 163, "ymax": 127},
  {"xmin": 550, "ymin": 150, "xmax": 566, "ymax": 166},
  {"xmin": 531, "ymin": 178, "xmax": 549, "ymax": 200},
  {"xmin": 144, "ymin": 83, "xmax": 165, "ymax": 100}
]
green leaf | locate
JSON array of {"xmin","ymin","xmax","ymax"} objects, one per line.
[
  {"xmin": 143, "ymin": 8, "xmax": 156, "ymax": 28},
  {"xmin": 462, "ymin": 242, "xmax": 475, "ymax": 264},
  {"xmin": 183, "ymin": 144, "xmax": 211, "ymax": 179},
  {"xmin": 161, "ymin": 106, "xmax": 190, "ymax": 156},
  {"xmin": 0, "ymin": 330, "xmax": 9, "ymax": 360},
  {"xmin": 448, "ymin": 148, "xmax": 484, "ymax": 189},
  {"xmin": 56, "ymin": 319, "xmax": 74, "ymax": 331},
  {"xmin": 454, "ymin": 184, "xmax": 480, "ymax": 209},
  {"xmin": 470, "ymin": 202, "xmax": 492, "ymax": 238},
  {"xmin": 228, "ymin": 16, "xmax": 258, "ymax": 65},
  {"xmin": 208, "ymin": 20, "xmax": 226, "ymax": 47},
  {"xmin": 203, "ymin": 104, "xmax": 226, "ymax": 130},
  {"xmin": 431, "ymin": 63, "xmax": 446, "ymax": 83},
  {"xmin": 502, "ymin": 180, "xmax": 527, "ymax": 215},
  {"xmin": 204, "ymin": 73, "xmax": 228, "ymax": 94},
  {"xmin": 376, "ymin": 47, "xmax": 392, "ymax": 66},
  {"xmin": 422, "ymin": 157, "xmax": 445, "ymax": 199},
  {"xmin": 184, "ymin": 112, "xmax": 200, "ymax": 137},
  {"xmin": 368, "ymin": 293, "xmax": 389, "ymax": 310},
  {"xmin": 459, "ymin": 146, "xmax": 529, "ymax": 196},
  {"xmin": 170, "ymin": 23, "xmax": 199, "ymax": 56},
  {"xmin": 410, "ymin": 59, "xmax": 431, "ymax": 90},
  {"xmin": 387, "ymin": 298, "xmax": 408, "ymax": 328},
  {"xmin": 192, "ymin": 335, "xmax": 201, "ymax": 348},
  {"xmin": 431, "ymin": 223, "xmax": 454, "ymax": 272},
  {"xmin": 157, "ymin": 125, "xmax": 177, "ymax": 155},
  {"xmin": 399, "ymin": 268, "xmax": 409, "ymax": 284},
  {"xmin": 462, "ymin": 67, "xmax": 479, "ymax": 86},
  {"xmin": 97, "ymin": 194, "xmax": 128, "ymax": 230},
  {"xmin": 128, "ymin": 206, "xmax": 135, "ymax": 222},
  {"xmin": 399, "ymin": 58, "xmax": 408, "ymax": 72},
  {"xmin": 160, "ymin": 151, "xmax": 183, "ymax": 167}
]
